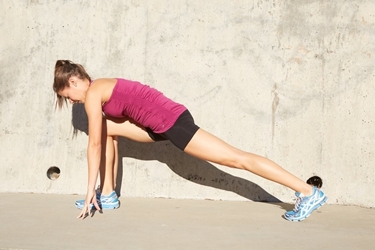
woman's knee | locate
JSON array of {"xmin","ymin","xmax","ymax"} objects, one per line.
[{"xmin": 220, "ymin": 151, "xmax": 250, "ymax": 170}]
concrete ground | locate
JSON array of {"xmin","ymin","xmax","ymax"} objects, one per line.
[{"xmin": 0, "ymin": 193, "xmax": 374, "ymax": 250}]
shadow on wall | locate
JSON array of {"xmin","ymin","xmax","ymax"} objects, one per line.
[{"xmin": 72, "ymin": 104, "xmax": 282, "ymax": 203}]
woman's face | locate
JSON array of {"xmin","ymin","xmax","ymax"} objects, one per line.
[{"xmin": 58, "ymin": 76, "xmax": 88, "ymax": 104}]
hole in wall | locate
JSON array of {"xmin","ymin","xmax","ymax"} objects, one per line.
[
  {"xmin": 47, "ymin": 166, "xmax": 60, "ymax": 180},
  {"xmin": 306, "ymin": 176, "xmax": 323, "ymax": 188}
]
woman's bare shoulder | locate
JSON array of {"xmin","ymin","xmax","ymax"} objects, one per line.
[
  {"xmin": 91, "ymin": 78, "xmax": 117, "ymax": 85},
  {"xmin": 87, "ymin": 78, "xmax": 117, "ymax": 103}
]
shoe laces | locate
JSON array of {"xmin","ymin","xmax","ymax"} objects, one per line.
[
  {"xmin": 292, "ymin": 187, "xmax": 317, "ymax": 212},
  {"xmin": 292, "ymin": 195, "xmax": 304, "ymax": 212}
]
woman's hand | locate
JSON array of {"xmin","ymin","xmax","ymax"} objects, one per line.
[
  {"xmin": 78, "ymin": 79, "xmax": 116, "ymax": 219},
  {"xmin": 77, "ymin": 189, "xmax": 101, "ymax": 219}
]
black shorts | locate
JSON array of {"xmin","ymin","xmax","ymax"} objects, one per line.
[{"xmin": 146, "ymin": 110, "xmax": 200, "ymax": 150}]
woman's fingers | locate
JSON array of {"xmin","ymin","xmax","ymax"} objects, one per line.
[
  {"xmin": 93, "ymin": 198, "xmax": 101, "ymax": 211},
  {"xmin": 77, "ymin": 195, "xmax": 94, "ymax": 219},
  {"xmin": 77, "ymin": 206, "xmax": 88, "ymax": 219}
]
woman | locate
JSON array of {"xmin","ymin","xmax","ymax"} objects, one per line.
[{"xmin": 53, "ymin": 60, "xmax": 327, "ymax": 221}]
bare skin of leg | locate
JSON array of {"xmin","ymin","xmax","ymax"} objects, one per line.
[
  {"xmin": 112, "ymin": 137, "xmax": 118, "ymax": 191},
  {"xmin": 98, "ymin": 118, "xmax": 154, "ymax": 196},
  {"xmin": 105, "ymin": 117, "xmax": 154, "ymax": 143},
  {"xmin": 100, "ymin": 119, "xmax": 312, "ymax": 196},
  {"xmin": 99, "ymin": 136, "xmax": 118, "ymax": 196},
  {"xmin": 184, "ymin": 129, "xmax": 313, "ymax": 196}
]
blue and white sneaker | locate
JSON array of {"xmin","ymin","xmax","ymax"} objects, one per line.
[
  {"xmin": 75, "ymin": 187, "xmax": 101, "ymax": 210},
  {"xmin": 75, "ymin": 191, "xmax": 120, "ymax": 210},
  {"xmin": 284, "ymin": 192, "xmax": 301, "ymax": 217},
  {"xmin": 284, "ymin": 186, "xmax": 327, "ymax": 222}
]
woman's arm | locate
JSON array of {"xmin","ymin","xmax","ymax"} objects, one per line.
[{"xmin": 78, "ymin": 87, "xmax": 104, "ymax": 219}]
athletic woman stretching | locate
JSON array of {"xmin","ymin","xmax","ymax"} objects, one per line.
[{"xmin": 52, "ymin": 60, "xmax": 327, "ymax": 221}]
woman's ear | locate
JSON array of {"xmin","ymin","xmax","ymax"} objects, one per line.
[{"xmin": 68, "ymin": 76, "xmax": 77, "ymax": 87}]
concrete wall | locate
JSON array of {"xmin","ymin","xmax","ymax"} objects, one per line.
[{"xmin": 1, "ymin": 0, "xmax": 374, "ymax": 207}]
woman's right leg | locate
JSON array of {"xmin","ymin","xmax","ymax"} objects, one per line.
[
  {"xmin": 99, "ymin": 118, "xmax": 155, "ymax": 195},
  {"xmin": 76, "ymin": 118, "xmax": 154, "ymax": 209},
  {"xmin": 112, "ymin": 136, "xmax": 119, "ymax": 190},
  {"xmin": 105, "ymin": 117, "xmax": 155, "ymax": 143},
  {"xmin": 99, "ymin": 135, "xmax": 117, "ymax": 196}
]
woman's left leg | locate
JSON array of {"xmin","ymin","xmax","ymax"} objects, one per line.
[{"xmin": 184, "ymin": 128, "xmax": 313, "ymax": 196}]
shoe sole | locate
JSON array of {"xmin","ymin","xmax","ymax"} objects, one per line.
[
  {"xmin": 101, "ymin": 203, "xmax": 120, "ymax": 210},
  {"xmin": 75, "ymin": 202, "xmax": 120, "ymax": 210},
  {"xmin": 284, "ymin": 196, "xmax": 328, "ymax": 222}
]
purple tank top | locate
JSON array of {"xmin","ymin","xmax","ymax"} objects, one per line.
[{"xmin": 102, "ymin": 78, "xmax": 187, "ymax": 133}]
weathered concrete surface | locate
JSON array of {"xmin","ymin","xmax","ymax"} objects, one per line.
[
  {"xmin": 0, "ymin": 193, "xmax": 374, "ymax": 250},
  {"xmin": 0, "ymin": 1, "xmax": 374, "ymax": 207}
]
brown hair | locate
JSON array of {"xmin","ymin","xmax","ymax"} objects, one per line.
[{"xmin": 52, "ymin": 60, "xmax": 91, "ymax": 109}]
